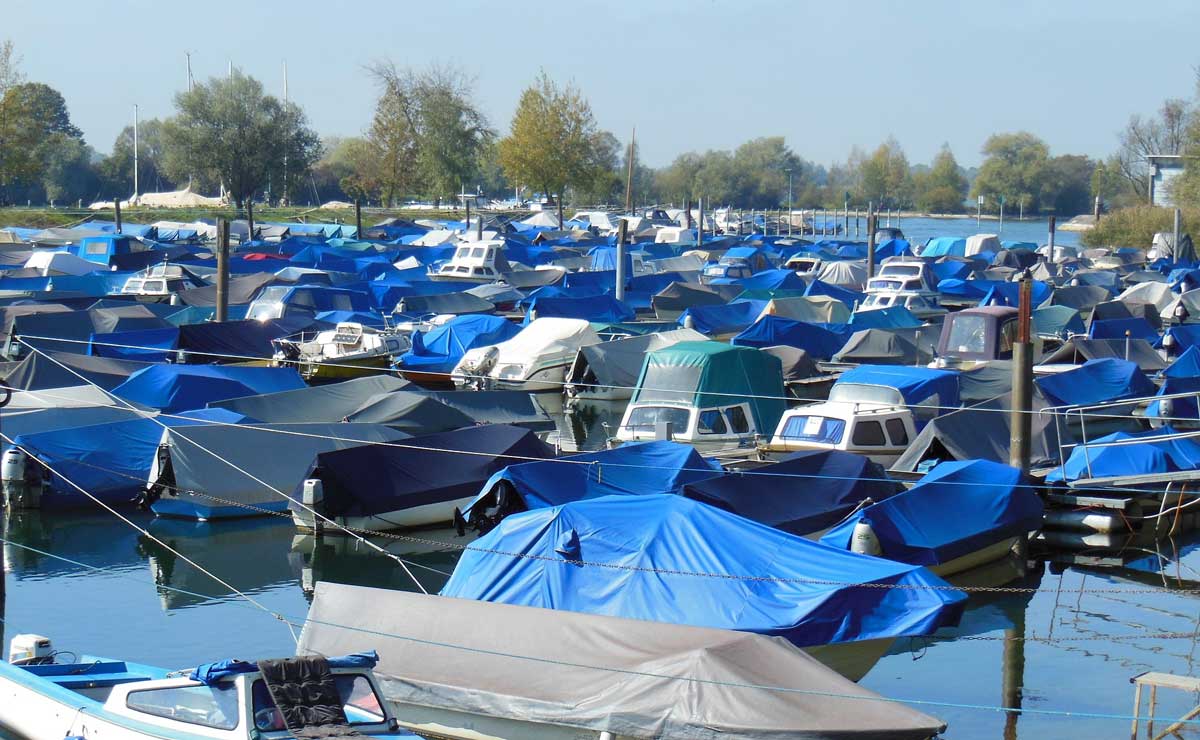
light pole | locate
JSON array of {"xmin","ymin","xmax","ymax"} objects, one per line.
[{"xmin": 786, "ymin": 169, "xmax": 794, "ymax": 236}]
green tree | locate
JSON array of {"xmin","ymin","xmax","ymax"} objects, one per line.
[
  {"xmin": 474, "ymin": 138, "xmax": 509, "ymax": 199},
  {"xmin": 161, "ymin": 70, "xmax": 321, "ymax": 208},
  {"xmin": 574, "ymin": 129, "xmax": 622, "ymax": 205},
  {"xmin": 499, "ymin": 72, "xmax": 602, "ymax": 212},
  {"xmin": 858, "ymin": 138, "xmax": 911, "ymax": 209},
  {"xmin": 730, "ymin": 137, "xmax": 805, "ymax": 208},
  {"xmin": 412, "ymin": 66, "xmax": 493, "ymax": 200},
  {"xmin": 913, "ymin": 144, "xmax": 968, "ymax": 213},
  {"xmin": 40, "ymin": 133, "xmax": 97, "ymax": 204},
  {"xmin": 970, "ymin": 132, "xmax": 1051, "ymax": 212},
  {"xmin": 1041, "ymin": 154, "xmax": 1095, "ymax": 215},
  {"xmin": 98, "ymin": 119, "xmax": 172, "ymax": 197}
]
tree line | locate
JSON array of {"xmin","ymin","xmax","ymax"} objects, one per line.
[{"xmin": 0, "ymin": 38, "xmax": 1104, "ymax": 216}]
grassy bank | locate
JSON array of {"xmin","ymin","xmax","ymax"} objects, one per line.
[
  {"xmin": 0, "ymin": 205, "xmax": 480, "ymax": 231},
  {"xmin": 1081, "ymin": 205, "xmax": 1198, "ymax": 249}
]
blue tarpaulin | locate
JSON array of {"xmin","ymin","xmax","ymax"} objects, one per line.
[
  {"xmin": 191, "ymin": 651, "xmax": 379, "ymax": 685},
  {"xmin": 1047, "ymin": 426, "xmax": 1200, "ymax": 483},
  {"xmin": 88, "ymin": 327, "xmax": 180, "ymax": 362},
  {"xmin": 682, "ymin": 450, "xmax": 901, "ymax": 535},
  {"xmin": 1149, "ymin": 346, "xmax": 1200, "ymax": 421},
  {"xmin": 112, "ymin": 364, "xmax": 307, "ymax": 412},
  {"xmin": 731, "ymin": 316, "xmax": 852, "ymax": 359},
  {"xmin": 980, "ymin": 281, "xmax": 1052, "ymax": 308},
  {"xmin": 835, "ymin": 365, "xmax": 961, "ymax": 407},
  {"xmin": 921, "ymin": 237, "xmax": 967, "ymax": 258},
  {"xmin": 524, "ymin": 294, "xmax": 635, "ymax": 324},
  {"xmin": 803, "ymin": 279, "xmax": 864, "ymax": 308},
  {"xmin": 848, "ymin": 306, "xmax": 923, "ymax": 330},
  {"xmin": 734, "ymin": 269, "xmax": 806, "ymax": 292},
  {"xmin": 677, "ymin": 300, "xmax": 768, "ymax": 335},
  {"xmin": 442, "ymin": 494, "xmax": 966, "ymax": 646},
  {"xmin": 1036, "ymin": 358, "xmax": 1154, "ymax": 407},
  {"xmin": 820, "ymin": 460, "xmax": 1043, "ymax": 567},
  {"xmin": 397, "ymin": 314, "xmax": 521, "ymax": 374},
  {"xmin": 1089, "ymin": 317, "xmax": 1159, "ymax": 343}
]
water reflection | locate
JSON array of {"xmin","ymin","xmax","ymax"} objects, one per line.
[
  {"xmin": 537, "ymin": 395, "xmax": 628, "ymax": 452},
  {"xmin": 289, "ymin": 531, "xmax": 462, "ymax": 598}
]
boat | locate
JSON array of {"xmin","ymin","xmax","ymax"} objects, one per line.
[
  {"xmin": 427, "ymin": 239, "xmax": 512, "ymax": 284},
  {"xmin": 783, "ymin": 253, "xmax": 823, "ymax": 277},
  {"xmin": 302, "ymin": 584, "xmax": 950, "ymax": 739},
  {"xmin": 865, "ymin": 257, "xmax": 938, "ymax": 296},
  {"xmin": 930, "ymin": 305, "xmax": 1043, "ymax": 371},
  {"xmin": 820, "ymin": 459, "xmax": 1044, "ymax": 577},
  {"xmin": 452, "ymin": 317, "xmax": 600, "ymax": 391},
  {"xmin": 615, "ymin": 341, "xmax": 786, "ymax": 454},
  {"xmin": 857, "ymin": 289, "xmax": 948, "ymax": 321},
  {"xmin": 763, "ymin": 365, "xmax": 961, "ymax": 466},
  {"xmin": 271, "ymin": 322, "xmax": 410, "ymax": 380},
  {"xmin": 119, "ymin": 263, "xmax": 206, "ymax": 299},
  {"xmin": 563, "ymin": 327, "xmax": 705, "ymax": 403},
  {"xmin": 0, "ymin": 638, "xmax": 416, "ymax": 739}
]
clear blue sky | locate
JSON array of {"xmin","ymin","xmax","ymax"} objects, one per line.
[{"xmin": 7, "ymin": 0, "xmax": 1199, "ymax": 168}]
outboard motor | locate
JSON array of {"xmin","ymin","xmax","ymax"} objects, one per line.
[
  {"xmin": 297, "ymin": 479, "xmax": 325, "ymax": 534},
  {"xmin": 2, "ymin": 448, "xmax": 42, "ymax": 509},
  {"xmin": 462, "ymin": 346, "xmax": 500, "ymax": 390}
]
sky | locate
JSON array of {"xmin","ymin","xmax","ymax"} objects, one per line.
[{"xmin": 7, "ymin": 0, "xmax": 1200, "ymax": 170}]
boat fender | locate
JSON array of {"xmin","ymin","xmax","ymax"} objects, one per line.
[{"xmin": 850, "ymin": 519, "xmax": 882, "ymax": 556}]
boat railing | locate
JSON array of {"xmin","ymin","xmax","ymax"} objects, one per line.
[{"xmin": 1041, "ymin": 389, "xmax": 1200, "ymax": 478}]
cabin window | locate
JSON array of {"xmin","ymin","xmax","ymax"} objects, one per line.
[
  {"xmin": 482, "ymin": 267, "xmax": 496, "ymax": 276},
  {"xmin": 726, "ymin": 406, "xmax": 750, "ymax": 434},
  {"xmin": 330, "ymin": 294, "xmax": 355, "ymax": 311},
  {"xmin": 885, "ymin": 418, "xmax": 909, "ymax": 446},
  {"xmin": 143, "ymin": 280, "xmax": 165, "ymax": 293},
  {"xmin": 697, "ymin": 409, "xmax": 728, "ymax": 435},
  {"xmin": 290, "ymin": 291, "xmax": 317, "ymax": 309},
  {"xmin": 127, "ymin": 682, "xmax": 240, "ymax": 730},
  {"xmin": 471, "ymin": 247, "xmax": 485, "ymax": 258},
  {"xmin": 455, "ymin": 265, "xmax": 470, "ymax": 273},
  {"xmin": 455, "ymin": 247, "xmax": 471, "ymax": 259},
  {"xmin": 944, "ymin": 314, "xmax": 988, "ymax": 355},
  {"xmin": 851, "ymin": 420, "xmax": 887, "ymax": 446},
  {"xmin": 998, "ymin": 319, "xmax": 1018, "ymax": 355},
  {"xmin": 779, "ymin": 415, "xmax": 845, "ymax": 444},
  {"xmin": 85, "ymin": 242, "xmax": 110, "ymax": 255},
  {"xmin": 487, "ymin": 248, "xmax": 496, "ymax": 259},
  {"xmin": 625, "ymin": 406, "xmax": 690, "ymax": 436}
]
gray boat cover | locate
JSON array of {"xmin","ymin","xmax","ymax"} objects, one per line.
[
  {"xmin": 1049, "ymin": 285, "xmax": 1111, "ymax": 313},
  {"xmin": 155, "ymin": 422, "xmax": 408, "ymax": 510},
  {"xmin": 211, "ymin": 376, "xmax": 413, "ymax": 422},
  {"xmin": 1040, "ymin": 337, "xmax": 1166, "ymax": 373},
  {"xmin": 11, "ymin": 305, "xmax": 173, "ymax": 353},
  {"xmin": 957, "ymin": 361, "xmax": 1014, "ymax": 402},
  {"xmin": 423, "ymin": 389, "xmax": 554, "ymax": 431},
  {"xmin": 299, "ymin": 583, "xmax": 946, "ymax": 740},
  {"xmin": 396, "ymin": 292, "xmax": 494, "ymax": 316},
  {"xmin": 651, "ymin": 282, "xmax": 737, "ymax": 318},
  {"xmin": 832, "ymin": 328, "xmax": 935, "ymax": 366},
  {"xmin": 761, "ymin": 345, "xmax": 819, "ymax": 381},
  {"xmin": 1, "ymin": 350, "xmax": 153, "ymax": 391},
  {"xmin": 0, "ymin": 303, "xmax": 74, "ymax": 342},
  {"xmin": 566, "ymin": 328, "xmax": 706, "ymax": 393},
  {"xmin": 344, "ymin": 391, "xmax": 475, "ymax": 434},
  {"xmin": 891, "ymin": 388, "xmax": 1066, "ymax": 473},
  {"xmin": 178, "ymin": 273, "xmax": 277, "ymax": 307}
]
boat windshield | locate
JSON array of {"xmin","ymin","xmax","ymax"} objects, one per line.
[
  {"xmin": 943, "ymin": 314, "xmax": 990, "ymax": 357},
  {"xmin": 777, "ymin": 414, "xmax": 845, "ymax": 444},
  {"xmin": 828, "ymin": 383, "xmax": 905, "ymax": 406},
  {"xmin": 624, "ymin": 406, "xmax": 690, "ymax": 436},
  {"xmin": 882, "ymin": 264, "xmax": 921, "ymax": 277},
  {"xmin": 126, "ymin": 682, "xmax": 240, "ymax": 730},
  {"xmin": 251, "ymin": 675, "xmax": 385, "ymax": 732}
]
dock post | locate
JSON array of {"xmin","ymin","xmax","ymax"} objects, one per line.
[
  {"xmin": 866, "ymin": 209, "xmax": 877, "ymax": 279},
  {"xmin": 1094, "ymin": 196, "xmax": 1101, "ymax": 223},
  {"xmin": 855, "ymin": 209, "xmax": 860, "ymax": 237},
  {"xmin": 215, "ymin": 218, "xmax": 230, "ymax": 323},
  {"xmin": 114, "ymin": 197, "xmax": 123, "ymax": 234},
  {"xmin": 356, "ymin": 198, "xmax": 364, "ymax": 240},
  {"xmin": 697, "ymin": 197, "xmax": 704, "ymax": 246},
  {"xmin": 615, "ymin": 220, "xmax": 628, "ymax": 302},
  {"xmin": 246, "ymin": 198, "xmax": 255, "ymax": 244},
  {"xmin": 1175, "ymin": 208, "xmax": 1183, "ymax": 261},
  {"xmin": 1047, "ymin": 215, "xmax": 1056, "ymax": 251},
  {"xmin": 1010, "ymin": 270, "xmax": 1033, "ymax": 472},
  {"xmin": 476, "ymin": 209, "xmax": 484, "ymax": 241}
]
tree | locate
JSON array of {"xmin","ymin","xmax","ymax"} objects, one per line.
[
  {"xmin": 411, "ymin": 66, "xmax": 492, "ymax": 200},
  {"xmin": 40, "ymin": 133, "xmax": 97, "ymax": 204},
  {"xmin": 98, "ymin": 119, "xmax": 172, "ymax": 197},
  {"xmin": 161, "ymin": 71, "xmax": 321, "ymax": 207},
  {"xmin": 731, "ymin": 137, "xmax": 806, "ymax": 208},
  {"xmin": 858, "ymin": 138, "xmax": 911, "ymax": 209},
  {"xmin": 1041, "ymin": 154, "xmax": 1095, "ymax": 215},
  {"xmin": 498, "ymin": 72, "xmax": 602, "ymax": 211},
  {"xmin": 971, "ymin": 132, "xmax": 1051, "ymax": 212},
  {"xmin": 913, "ymin": 144, "xmax": 968, "ymax": 213},
  {"xmin": 0, "ymin": 74, "xmax": 87, "ymax": 204},
  {"xmin": 1113, "ymin": 99, "xmax": 1193, "ymax": 199},
  {"xmin": 574, "ymin": 130, "xmax": 622, "ymax": 205}
]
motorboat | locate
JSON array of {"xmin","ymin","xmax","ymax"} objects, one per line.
[
  {"xmin": 452, "ymin": 317, "xmax": 600, "ymax": 391},
  {"xmin": 930, "ymin": 305, "xmax": 1043, "ymax": 371},
  {"xmin": 0, "ymin": 636, "xmax": 416, "ymax": 739},
  {"xmin": 763, "ymin": 365, "xmax": 960, "ymax": 466},
  {"xmin": 784, "ymin": 253, "xmax": 823, "ymax": 277},
  {"xmin": 857, "ymin": 290, "xmax": 947, "ymax": 321},
  {"xmin": 271, "ymin": 322, "xmax": 409, "ymax": 380},
  {"xmin": 119, "ymin": 263, "xmax": 206, "ymax": 299},
  {"xmin": 427, "ymin": 239, "xmax": 511, "ymax": 284},
  {"xmin": 865, "ymin": 257, "xmax": 938, "ymax": 296}
]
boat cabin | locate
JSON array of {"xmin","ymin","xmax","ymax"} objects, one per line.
[
  {"xmin": 858, "ymin": 291, "xmax": 946, "ymax": 320},
  {"xmin": 931, "ymin": 305, "xmax": 1043, "ymax": 370},
  {"xmin": 75, "ymin": 235, "xmax": 138, "ymax": 266},
  {"xmin": 120, "ymin": 264, "xmax": 205, "ymax": 297},
  {"xmin": 246, "ymin": 285, "xmax": 372, "ymax": 321},
  {"xmin": 617, "ymin": 341, "xmax": 786, "ymax": 453},
  {"xmin": 875, "ymin": 227, "xmax": 905, "ymax": 244},
  {"xmin": 784, "ymin": 254, "xmax": 823, "ymax": 277},
  {"xmin": 866, "ymin": 258, "xmax": 937, "ymax": 295},
  {"xmin": 429, "ymin": 240, "xmax": 512, "ymax": 283}
]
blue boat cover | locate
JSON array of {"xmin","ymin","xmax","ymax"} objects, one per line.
[
  {"xmin": 820, "ymin": 460, "xmax": 1043, "ymax": 567},
  {"xmin": 803, "ymin": 279, "xmax": 863, "ymax": 308},
  {"xmin": 677, "ymin": 300, "xmax": 767, "ymax": 335},
  {"xmin": 848, "ymin": 306, "xmax": 923, "ymax": 330},
  {"xmin": 397, "ymin": 315, "xmax": 521, "ymax": 374},
  {"xmin": 441, "ymin": 494, "xmax": 966, "ymax": 646},
  {"xmin": 1036, "ymin": 358, "xmax": 1154, "ymax": 407},
  {"xmin": 190, "ymin": 651, "xmax": 379, "ymax": 685},
  {"xmin": 1165, "ymin": 325, "xmax": 1200, "ymax": 354},
  {"xmin": 874, "ymin": 239, "xmax": 912, "ymax": 259},
  {"xmin": 1149, "ymin": 346, "xmax": 1200, "ymax": 420},
  {"xmin": 524, "ymin": 294, "xmax": 635, "ymax": 324},
  {"xmin": 730, "ymin": 316, "xmax": 851, "ymax": 360},
  {"xmin": 980, "ymin": 281, "xmax": 1053, "ymax": 308},
  {"xmin": 1088, "ymin": 317, "xmax": 1159, "ymax": 343},
  {"xmin": 294, "ymin": 424, "xmax": 553, "ymax": 518},
  {"xmin": 464, "ymin": 441, "xmax": 722, "ymax": 521},
  {"xmin": 112, "ymin": 364, "xmax": 307, "ymax": 412},
  {"xmin": 930, "ymin": 260, "xmax": 973, "ymax": 284},
  {"xmin": 835, "ymin": 365, "xmax": 961, "ymax": 407},
  {"xmin": 734, "ymin": 269, "xmax": 806, "ymax": 292},
  {"xmin": 89, "ymin": 327, "xmax": 180, "ymax": 362},
  {"xmin": 921, "ymin": 237, "xmax": 967, "ymax": 258},
  {"xmin": 1047, "ymin": 426, "xmax": 1200, "ymax": 483},
  {"xmin": 11, "ymin": 408, "xmax": 250, "ymax": 507},
  {"xmin": 682, "ymin": 450, "xmax": 901, "ymax": 535}
]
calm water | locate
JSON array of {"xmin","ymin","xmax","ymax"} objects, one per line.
[
  {"xmin": 831, "ymin": 215, "xmax": 1083, "ymax": 250},
  {"xmin": 3, "ymin": 217, "xmax": 1162, "ymax": 739}
]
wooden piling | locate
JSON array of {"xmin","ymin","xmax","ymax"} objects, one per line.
[
  {"xmin": 1009, "ymin": 271, "xmax": 1033, "ymax": 472},
  {"xmin": 615, "ymin": 220, "xmax": 628, "ymax": 302},
  {"xmin": 866, "ymin": 210, "xmax": 877, "ymax": 279},
  {"xmin": 247, "ymin": 199, "xmax": 255, "ymax": 243},
  {"xmin": 114, "ymin": 198, "xmax": 122, "ymax": 234},
  {"xmin": 215, "ymin": 218, "xmax": 230, "ymax": 323}
]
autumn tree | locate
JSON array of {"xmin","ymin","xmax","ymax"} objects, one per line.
[
  {"xmin": 161, "ymin": 70, "xmax": 321, "ymax": 207},
  {"xmin": 913, "ymin": 144, "xmax": 968, "ymax": 213},
  {"xmin": 858, "ymin": 138, "xmax": 911, "ymax": 208}
]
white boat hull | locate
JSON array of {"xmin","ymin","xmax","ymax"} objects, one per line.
[{"xmin": 293, "ymin": 496, "xmax": 473, "ymax": 533}]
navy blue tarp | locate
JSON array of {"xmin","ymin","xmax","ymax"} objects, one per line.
[
  {"xmin": 524, "ymin": 294, "xmax": 635, "ymax": 324},
  {"xmin": 730, "ymin": 316, "xmax": 852, "ymax": 360},
  {"xmin": 1047, "ymin": 426, "xmax": 1200, "ymax": 483},
  {"xmin": 88, "ymin": 327, "xmax": 180, "ymax": 362},
  {"xmin": 803, "ymin": 279, "xmax": 863, "ymax": 308},
  {"xmin": 397, "ymin": 315, "xmax": 521, "ymax": 374},
  {"xmin": 112, "ymin": 364, "xmax": 307, "ymax": 412},
  {"xmin": 1088, "ymin": 317, "xmax": 1159, "ymax": 343},
  {"xmin": 682, "ymin": 450, "xmax": 901, "ymax": 535},
  {"xmin": 1148, "ymin": 346, "xmax": 1200, "ymax": 421},
  {"xmin": 821, "ymin": 460, "xmax": 1043, "ymax": 567},
  {"xmin": 677, "ymin": 300, "xmax": 767, "ymax": 335},
  {"xmin": 1036, "ymin": 358, "xmax": 1154, "ymax": 407},
  {"xmin": 441, "ymin": 494, "xmax": 966, "ymax": 646},
  {"xmin": 464, "ymin": 441, "xmax": 722, "ymax": 521},
  {"xmin": 294, "ymin": 425, "xmax": 553, "ymax": 518}
]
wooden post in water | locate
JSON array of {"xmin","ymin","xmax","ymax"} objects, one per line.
[
  {"xmin": 476, "ymin": 209, "xmax": 484, "ymax": 241},
  {"xmin": 463, "ymin": 198, "xmax": 470, "ymax": 238},
  {"xmin": 355, "ymin": 198, "xmax": 364, "ymax": 239},
  {"xmin": 1009, "ymin": 270, "xmax": 1033, "ymax": 472},
  {"xmin": 1093, "ymin": 196, "xmax": 1101, "ymax": 223},
  {"xmin": 246, "ymin": 198, "xmax": 255, "ymax": 243},
  {"xmin": 697, "ymin": 197, "xmax": 704, "ymax": 246},
  {"xmin": 114, "ymin": 197, "xmax": 123, "ymax": 234},
  {"xmin": 1047, "ymin": 215, "xmax": 1056, "ymax": 251},
  {"xmin": 866, "ymin": 209, "xmax": 877, "ymax": 279},
  {"xmin": 1175, "ymin": 208, "xmax": 1182, "ymax": 261},
  {"xmin": 615, "ymin": 219, "xmax": 628, "ymax": 302},
  {"xmin": 215, "ymin": 218, "xmax": 230, "ymax": 323},
  {"xmin": 556, "ymin": 195, "xmax": 565, "ymax": 231},
  {"xmin": 855, "ymin": 209, "xmax": 860, "ymax": 237}
]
